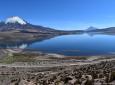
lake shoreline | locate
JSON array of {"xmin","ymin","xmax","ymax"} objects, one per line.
[
  {"xmin": 0, "ymin": 32, "xmax": 115, "ymax": 56},
  {"xmin": 0, "ymin": 48, "xmax": 115, "ymax": 84},
  {"xmin": 0, "ymin": 48, "xmax": 115, "ymax": 67}
]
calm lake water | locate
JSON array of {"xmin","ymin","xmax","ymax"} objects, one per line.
[
  {"xmin": 26, "ymin": 33, "xmax": 115, "ymax": 56},
  {"xmin": 1, "ymin": 33, "xmax": 115, "ymax": 56}
]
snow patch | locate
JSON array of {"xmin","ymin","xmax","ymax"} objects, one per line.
[{"xmin": 5, "ymin": 16, "xmax": 27, "ymax": 25}]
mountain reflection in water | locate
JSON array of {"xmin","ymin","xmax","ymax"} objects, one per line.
[{"xmin": 0, "ymin": 33, "xmax": 115, "ymax": 56}]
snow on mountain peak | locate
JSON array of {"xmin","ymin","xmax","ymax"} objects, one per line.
[
  {"xmin": 5, "ymin": 16, "xmax": 27, "ymax": 25},
  {"xmin": 86, "ymin": 26, "xmax": 98, "ymax": 31}
]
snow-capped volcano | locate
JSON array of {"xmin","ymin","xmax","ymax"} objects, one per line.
[
  {"xmin": 5, "ymin": 16, "xmax": 27, "ymax": 25},
  {"xmin": 0, "ymin": 16, "xmax": 57, "ymax": 32},
  {"xmin": 86, "ymin": 26, "xmax": 98, "ymax": 31}
]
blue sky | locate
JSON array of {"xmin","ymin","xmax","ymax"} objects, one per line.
[{"xmin": 0, "ymin": 0, "xmax": 115, "ymax": 30}]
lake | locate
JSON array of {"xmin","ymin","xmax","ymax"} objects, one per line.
[{"xmin": 1, "ymin": 33, "xmax": 115, "ymax": 56}]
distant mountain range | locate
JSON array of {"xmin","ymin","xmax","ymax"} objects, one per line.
[
  {"xmin": 0, "ymin": 16, "xmax": 115, "ymax": 34},
  {"xmin": 86, "ymin": 26, "xmax": 115, "ymax": 33},
  {"xmin": 93, "ymin": 27, "xmax": 115, "ymax": 33}
]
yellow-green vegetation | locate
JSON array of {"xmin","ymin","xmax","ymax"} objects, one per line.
[
  {"xmin": 110, "ymin": 71, "xmax": 115, "ymax": 82},
  {"xmin": 0, "ymin": 53, "xmax": 36, "ymax": 64}
]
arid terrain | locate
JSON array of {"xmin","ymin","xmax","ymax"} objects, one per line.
[
  {"xmin": 0, "ymin": 49, "xmax": 115, "ymax": 85},
  {"xmin": 1, "ymin": 0, "xmax": 115, "ymax": 85}
]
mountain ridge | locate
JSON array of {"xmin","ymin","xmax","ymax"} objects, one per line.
[
  {"xmin": 0, "ymin": 16, "xmax": 59, "ymax": 33},
  {"xmin": 1, "ymin": 16, "xmax": 115, "ymax": 34}
]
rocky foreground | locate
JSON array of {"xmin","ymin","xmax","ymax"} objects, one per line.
[
  {"xmin": 0, "ymin": 49, "xmax": 115, "ymax": 85},
  {"xmin": 0, "ymin": 60, "xmax": 115, "ymax": 85}
]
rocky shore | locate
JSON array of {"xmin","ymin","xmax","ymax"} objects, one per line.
[
  {"xmin": 0, "ymin": 60, "xmax": 115, "ymax": 85},
  {"xmin": 0, "ymin": 49, "xmax": 115, "ymax": 85}
]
